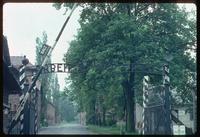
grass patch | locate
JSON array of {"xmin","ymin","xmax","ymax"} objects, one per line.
[
  {"xmin": 87, "ymin": 125, "xmax": 121, "ymax": 134},
  {"xmin": 87, "ymin": 125, "xmax": 138, "ymax": 135}
]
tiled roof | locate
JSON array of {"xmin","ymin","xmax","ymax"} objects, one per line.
[
  {"xmin": 3, "ymin": 60, "xmax": 21, "ymax": 91},
  {"xmin": 10, "ymin": 56, "xmax": 33, "ymax": 69}
]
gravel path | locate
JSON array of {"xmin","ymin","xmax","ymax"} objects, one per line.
[{"xmin": 38, "ymin": 123, "xmax": 97, "ymax": 135}]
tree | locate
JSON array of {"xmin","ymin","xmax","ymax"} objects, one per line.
[
  {"xmin": 54, "ymin": 3, "xmax": 196, "ymax": 133},
  {"xmin": 58, "ymin": 96, "xmax": 77, "ymax": 122},
  {"xmin": 35, "ymin": 31, "xmax": 53, "ymax": 125},
  {"xmin": 51, "ymin": 74, "xmax": 60, "ymax": 104}
]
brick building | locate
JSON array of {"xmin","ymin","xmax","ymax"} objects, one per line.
[
  {"xmin": 3, "ymin": 36, "xmax": 42, "ymax": 134},
  {"xmin": 10, "ymin": 56, "xmax": 42, "ymax": 133},
  {"xmin": 3, "ymin": 36, "xmax": 22, "ymax": 134}
]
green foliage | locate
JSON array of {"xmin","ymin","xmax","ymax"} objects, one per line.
[
  {"xmin": 54, "ymin": 3, "xmax": 196, "ymax": 131},
  {"xmin": 35, "ymin": 31, "xmax": 52, "ymax": 101},
  {"xmin": 35, "ymin": 31, "xmax": 52, "ymax": 124},
  {"xmin": 58, "ymin": 96, "xmax": 77, "ymax": 122},
  {"xmin": 51, "ymin": 74, "xmax": 60, "ymax": 103},
  {"xmin": 35, "ymin": 32, "xmax": 62, "ymax": 124},
  {"xmin": 87, "ymin": 125, "xmax": 121, "ymax": 134}
]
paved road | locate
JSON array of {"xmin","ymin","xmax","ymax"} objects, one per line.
[{"xmin": 38, "ymin": 123, "xmax": 97, "ymax": 135}]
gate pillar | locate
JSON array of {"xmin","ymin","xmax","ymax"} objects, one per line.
[
  {"xmin": 142, "ymin": 76, "xmax": 150, "ymax": 135},
  {"xmin": 163, "ymin": 64, "xmax": 172, "ymax": 135}
]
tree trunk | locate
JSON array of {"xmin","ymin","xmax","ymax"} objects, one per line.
[
  {"xmin": 122, "ymin": 60, "xmax": 136, "ymax": 133},
  {"xmin": 86, "ymin": 98, "xmax": 96, "ymax": 125},
  {"xmin": 124, "ymin": 4, "xmax": 136, "ymax": 133},
  {"xmin": 93, "ymin": 99, "xmax": 96, "ymax": 125},
  {"xmin": 98, "ymin": 112, "xmax": 102, "ymax": 126},
  {"xmin": 126, "ymin": 83, "xmax": 135, "ymax": 132},
  {"xmin": 102, "ymin": 106, "xmax": 106, "ymax": 126},
  {"xmin": 122, "ymin": 83, "xmax": 128, "ymax": 130}
]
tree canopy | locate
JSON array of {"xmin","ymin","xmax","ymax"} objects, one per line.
[
  {"xmin": 53, "ymin": 3, "xmax": 196, "ymax": 132},
  {"xmin": 35, "ymin": 31, "xmax": 62, "ymax": 125}
]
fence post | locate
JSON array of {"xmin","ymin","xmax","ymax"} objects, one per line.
[
  {"xmin": 24, "ymin": 96, "xmax": 30, "ymax": 134},
  {"xmin": 18, "ymin": 56, "xmax": 29, "ymax": 134},
  {"xmin": 163, "ymin": 64, "xmax": 172, "ymax": 135},
  {"xmin": 32, "ymin": 75, "xmax": 38, "ymax": 134},
  {"xmin": 142, "ymin": 76, "xmax": 150, "ymax": 135},
  {"xmin": 19, "ymin": 64, "xmax": 26, "ymax": 134}
]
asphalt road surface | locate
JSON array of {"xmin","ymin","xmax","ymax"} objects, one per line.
[{"xmin": 38, "ymin": 123, "xmax": 97, "ymax": 135}]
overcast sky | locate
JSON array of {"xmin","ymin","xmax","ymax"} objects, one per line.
[
  {"xmin": 3, "ymin": 3, "xmax": 196, "ymax": 91},
  {"xmin": 3, "ymin": 3, "xmax": 81, "ymax": 91}
]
